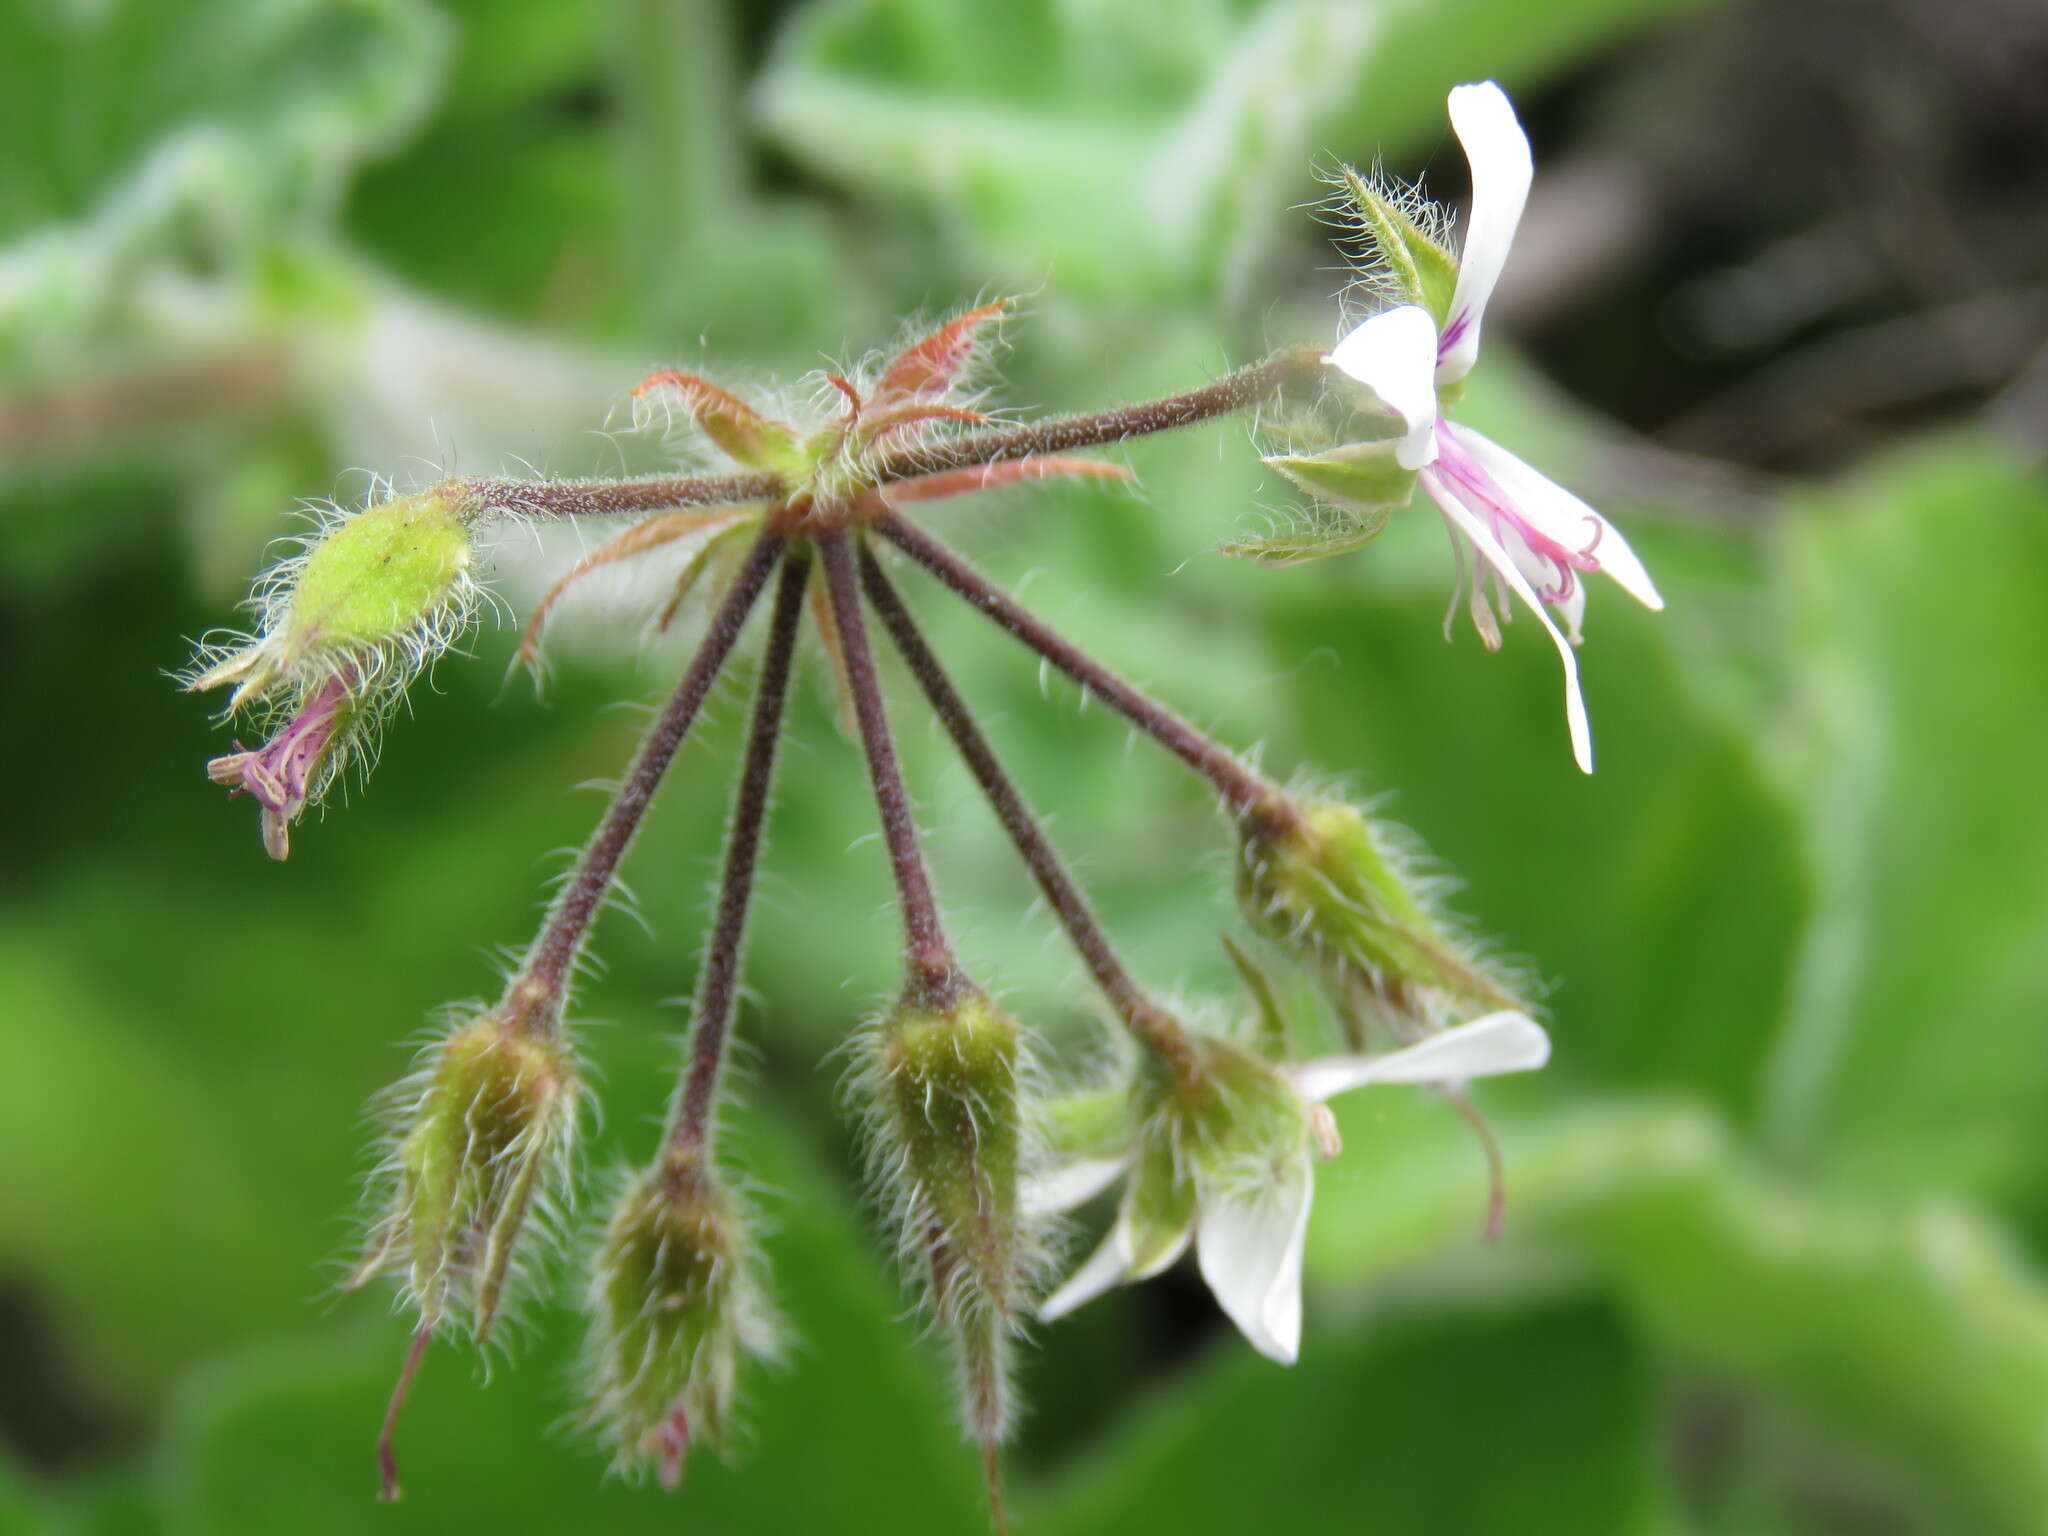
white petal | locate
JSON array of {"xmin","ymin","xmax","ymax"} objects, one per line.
[
  {"xmin": 1286, "ymin": 1012, "xmax": 1552, "ymax": 1103},
  {"xmin": 1438, "ymin": 82, "xmax": 1533, "ymax": 386},
  {"xmin": 1448, "ymin": 426, "xmax": 1664, "ymax": 611},
  {"xmin": 1196, "ymin": 1160, "xmax": 1312, "ymax": 1366},
  {"xmin": 1325, "ymin": 305, "xmax": 1441, "ymax": 470},
  {"xmin": 1423, "ymin": 469, "xmax": 1595, "ymax": 772},
  {"xmin": 1022, "ymin": 1155, "xmax": 1131, "ymax": 1218},
  {"xmin": 1039, "ymin": 1221, "xmax": 1134, "ymax": 1322}
]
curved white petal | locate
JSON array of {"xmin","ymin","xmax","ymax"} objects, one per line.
[
  {"xmin": 1022, "ymin": 1155, "xmax": 1131, "ymax": 1218},
  {"xmin": 1438, "ymin": 82, "xmax": 1533, "ymax": 386},
  {"xmin": 1449, "ymin": 426, "xmax": 1664, "ymax": 611},
  {"xmin": 1423, "ymin": 468, "xmax": 1594, "ymax": 772},
  {"xmin": 1286, "ymin": 1012, "xmax": 1552, "ymax": 1103},
  {"xmin": 1196, "ymin": 1160, "xmax": 1312, "ymax": 1366},
  {"xmin": 1039, "ymin": 1221, "xmax": 1134, "ymax": 1322},
  {"xmin": 1325, "ymin": 305, "xmax": 1441, "ymax": 469}
]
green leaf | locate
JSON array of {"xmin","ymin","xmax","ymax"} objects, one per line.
[
  {"xmin": 757, "ymin": 0, "xmax": 1715, "ymax": 303},
  {"xmin": 1311, "ymin": 1093, "xmax": 2048, "ymax": 1533},
  {"xmin": 1033, "ymin": 1300, "xmax": 1662, "ymax": 1535},
  {"xmin": 0, "ymin": 930, "xmax": 316, "ymax": 1395},
  {"xmin": 1574, "ymin": 1145, "xmax": 2048, "ymax": 1535},
  {"xmin": 1762, "ymin": 440, "xmax": 2048, "ymax": 1205},
  {"xmin": 0, "ymin": 0, "xmax": 446, "ymax": 379}
]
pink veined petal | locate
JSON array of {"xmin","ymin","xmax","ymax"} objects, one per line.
[
  {"xmin": 1286, "ymin": 1012, "xmax": 1552, "ymax": 1104},
  {"xmin": 1437, "ymin": 82, "xmax": 1533, "ymax": 387},
  {"xmin": 1039, "ymin": 1219, "xmax": 1136, "ymax": 1322},
  {"xmin": 1195, "ymin": 1159, "xmax": 1312, "ymax": 1366},
  {"xmin": 1324, "ymin": 305, "xmax": 1442, "ymax": 470},
  {"xmin": 1423, "ymin": 468, "xmax": 1596, "ymax": 773},
  {"xmin": 1448, "ymin": 425, "xmax": 1665, "ymax": 611},
  {"xmin": 1021, "ymin": 1155, "xmax": 1132, "ymax": 1218}
]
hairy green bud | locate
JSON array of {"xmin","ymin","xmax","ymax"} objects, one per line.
[
  {"xmin": 861, "ymin": 985, "xmax": 1045, "ymax": 1471},
  {"xmin": 351, "ymin": 1004, "xmax": 581, "ymax": 1345},
  {"xmin": 188, "ymin": 485, "xmax": 480, "ymax": 711},
  {"xmin": 1238, "ymin": 797, "xmax": 1520, "ymax": 1036},
  {"xmin": 583, "ymin": 1146, "xmax": 779, "ymax": 1489}
]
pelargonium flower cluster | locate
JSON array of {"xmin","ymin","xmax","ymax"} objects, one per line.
[{"xmin": 183, "ymin": 82, "xmax": 1653, "ymax": 1525}]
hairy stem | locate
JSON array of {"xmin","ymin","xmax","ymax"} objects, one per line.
[
  {"xmin": 516, "ymin": 527, "xmax": 785, "ymax": 1021},
  {"xmin": 669, "ymin": 547, "xmax": 810, "ymax": 1153},
  {"xmin": 865, "ymin": 347, "xmax": 1318, "ymax": 484},
  {"xmin": 876, "ymin": 513, "xmax": 1289, "ymax": 830},
  {"xmin": 452, "ymin": 472, "xmax": 780, "ymax": 523},
  {"xmin": 817, "ymin": 532, "xmax": 961, "ymax": 1005},
  {"xmin": 858, "ymin": 546, "xmax": 1195, "ymax": 1073}
]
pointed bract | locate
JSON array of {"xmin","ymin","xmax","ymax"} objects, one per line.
[
  {"xmin": 877, "ymin": 301, "xmax": 1011, "ymax": 403},
  {"xmin": 634, "ymin": 372, "xmax": 805, "ymax": 474}
]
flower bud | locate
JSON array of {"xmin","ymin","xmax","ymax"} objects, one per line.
[
  {"xmin": 350, "ymin": 1003, "xmax": 582, "ymax": 1346},
  {"xmin": 1238, "ymin": 797, "xmax": 1520, "ymax": 1034},
  {"xmin": 861, "ymin": 985, "xmax": 1042, "ymax": 1480},
  {"xmin": 582, "ymin": 1146, "xmax": 779, "ymax": 1488},
  {"xmin": 187, "ymin": 485, "xmax": 480, "ymax": 712}
]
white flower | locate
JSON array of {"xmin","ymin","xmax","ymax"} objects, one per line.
[
  {"xmin": 1030, "ymin": 1011, "xmax": 1550, "ymax": 1365},
  {"xmin": 1325, "ymin": 82, "xmax": 1663, "ymax": 773}
]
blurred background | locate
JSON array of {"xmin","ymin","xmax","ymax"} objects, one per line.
[{"xmin": 4, "ymin": 0, "xmax": 2047, "ymax": 1531}]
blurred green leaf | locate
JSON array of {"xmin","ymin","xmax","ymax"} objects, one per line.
[
  {"xmin": 0, "ymin": 0, "xmax": 446, "ymax": 379},
  {"xmin": 1575, "ymin": 1144, "xmax": 2048, "ymax": 1535},
  {"xmin": 758, "ymin": 0, "xmax": 1713, "ymax": 305},
  {"xmin": 0, "ymin": 931, "xmax": 313, "ymax": 1395},
  {"xmin": 1761, "ymin": 440, "xmax": 2048, "ymax": 1208},
  {"xmin": 1309, "ymin": 1088, "xmax": 2048, "ymax": 1534},
  {"xmin": 1033, "ymin": 1300, "xmax": 1663, "ymax": 1534},
  {"xmin": 1305, "ymin": 1094, "xmax": 1723, "ymax": 1288}
]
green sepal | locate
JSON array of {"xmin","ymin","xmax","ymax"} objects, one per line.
[
  {"xmin": 1120, "ymin": 1134, "xmax": 1198, "ymax": 1278},
  {"xmin": 1341, "ymin": 166, "xmax": 1459, "ymax": 324},
  {"xmin": 1227, "ymin": 442, "xmax": 1417, "ymax": 567},
  {"xmin": 285, "ymin": 489, "xmax": 472, "ymax": 656},
  {"xmin": 1266, "ymin": 440, "xmax": 1418, "ymax": 517},
  {"xmin": 1042, "ymin": 1085, "xmax": 1136, "ymax": 1162}
]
